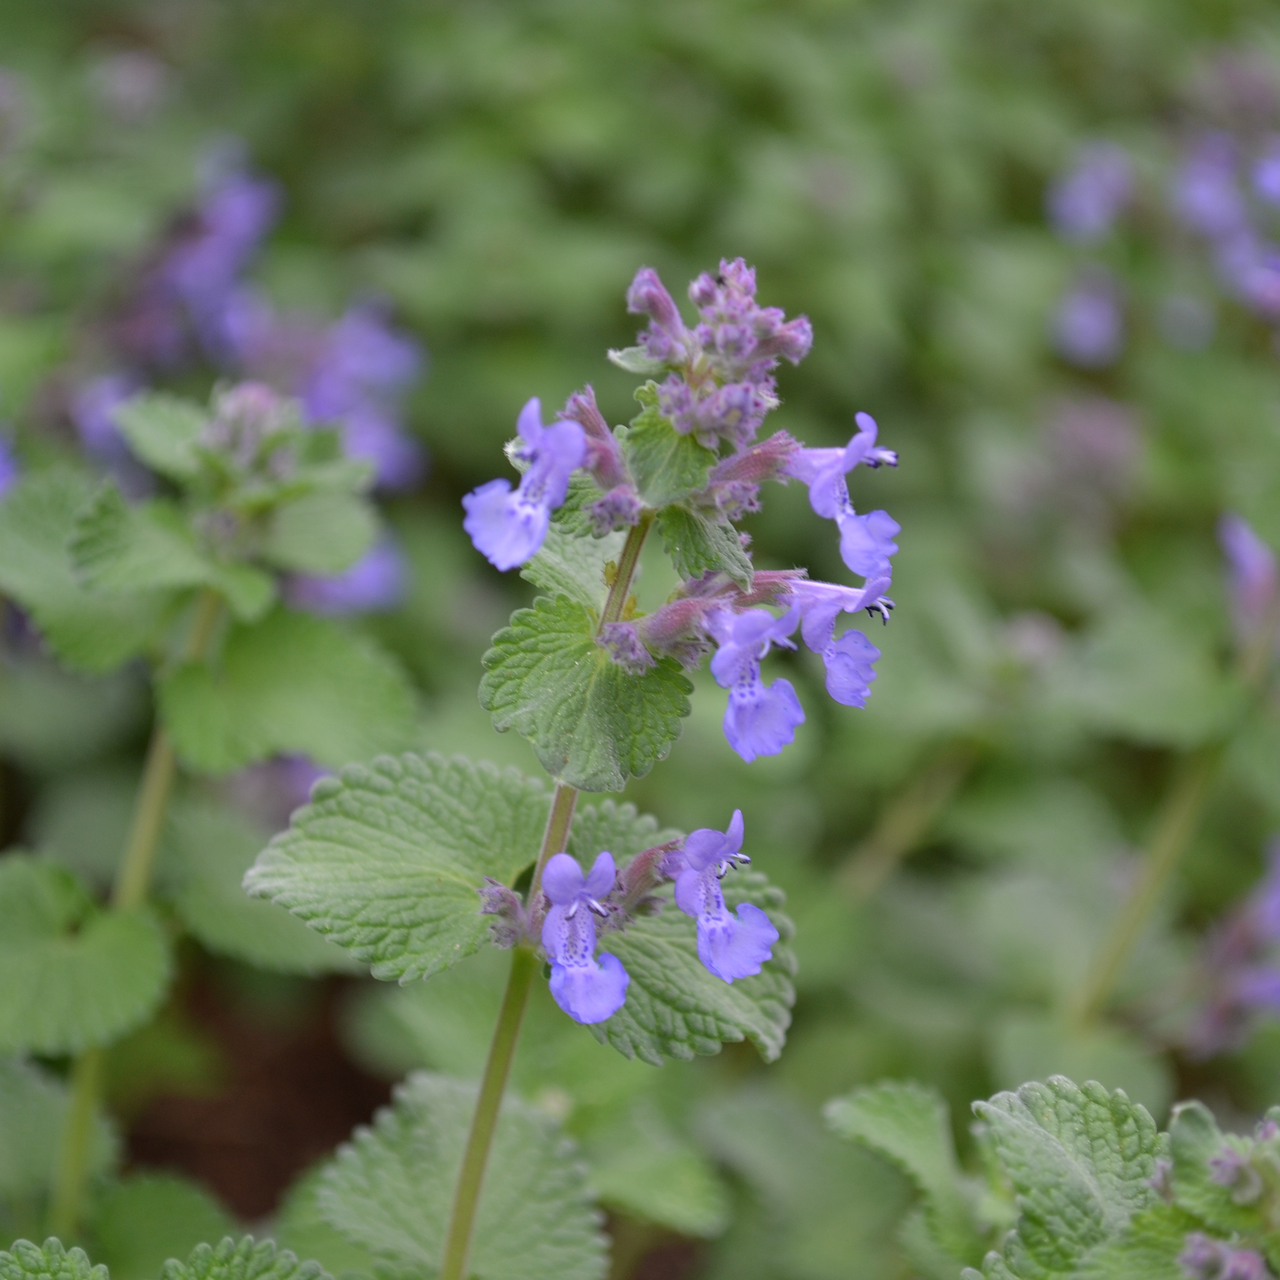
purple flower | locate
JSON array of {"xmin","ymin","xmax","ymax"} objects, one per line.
[
  {"xmin": 226, "ymin": 753, "xmax": 329, "ymax": 831},
  {"xmin": 822, "ymin": 629, "xmax": 881, "ymax": 707},
  {"xmin": 673, "ymin": 811, "xmax": 778, "ymax": 982},
  {"xmin": 1173, "ymin": 135, "xmax": 1249, "ymax": 240},
  {"xmin": 70, "ymin": 374, "xmax": 138, "ymax": 464},
  {"xmin": 1219, "ymin": 514, "xmax": 1278, "ymax": 644},
  {"xmin": 285, "ymin": 539, "xmax": 409, "ymax": 616},
  {"xmin": 1052, "ymin": 271, "xmax": 1124, "ymax": 367},
  {"xmin": 786, "ymin": 577, "xmax": 893, "ymax": 651},
  {"xmin": 462, "ymin": 398, "xmax": 586, "ymax": 570},
  {"xmin": 783, "ymin": 414, "xmax": 900, "ymax": 580},
  {"xmin": 337, "ymin": 404, "xmax": 427, "ymax": 492},
  {"xmin": 1047, "ymin": 143, "xmax": 1133, "ymax": 243},
  {"xmin": 0, "ymin": 438, "xmax": 17, "ymax": 499},
  {"xmin": 1179, "ymin": 1232, "xmax": 1269, "ymax": 1280},
  {"xmin": 1254, "ymin": 139, "xmax": 1280, "ymax": 206},
  {"xmin": 708, "ymin": 605, "xmax": 805, "ymax": 762},
  {"xmin": 541, "ymin": 852, "xmax": 629, "ymax": 1024}
]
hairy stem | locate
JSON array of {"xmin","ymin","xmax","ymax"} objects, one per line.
[
  {"xmin": 49, "ymin": 588, "xmax": 223, "ymax": 1237},
  {"xmin": 440, "ymin": 513, "xmax": 655, "ymax": 1280},
  {"xmin": 1070, "ymin": 600, "xmax": 1278, "ymax": 1027}
]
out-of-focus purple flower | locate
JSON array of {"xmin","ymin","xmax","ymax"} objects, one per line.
[
  {"xmin": 163, "ymin": 166, "xmax": 280, "ymax": 361},
  {"xmin": 1254, "ymin": 139, "xmax": 1280, "ymax": 206},
  {"xmin": 70, "ymin": 374, "xmax": 155, "ymax": 496},
  {"xmin": 463, "ymin": 398, "xmax": 586, "ymax": 571},
  {"xmin": 1179, "ymin": 1232, "xmax": 1268, "ymax": 1280},
  {"xmin": 1207, "ymin": 1145, "xmax": 1264, "ymax": 1204},
  {"xmin": 541, "ymin": 851, "xmax": 629, "ymax": 1024},
  {"xmin": 301, "ymin": 304, "xmax": 422, "ymax": 419},
  {"xmin": 708, "ymin": 605, "xmax": 805, "ymax": 762},
  {"xmin": 337, "ymin": 404, "xmax": 427, "ymax": 492},
  {"xmin": 1047, "ymin": 143, "xmax": 1133, "ymax": 243},
  {"xmin": 0, "ymin": 438, "xmax": 18, "ymax": 499},
  {"xmin": 672, "ymin": 811, "xmax": 778, "ymax": 982},
  {"xmin": 1173, "ymin": 135, "xmax": 1249, "ymax": 240},
  {"xmin": 285, "ymin": 539, "xmax": 408, "ymax": 616},
  {"xmin": 1219, "ymin": 514, "xmax": 1278, "ymax": 644},
  {"xmin": 1052, "ymin": 271, "xmax": 1124, "ymax": 367},
  {"xmin": 226, "ymin": 753, "xmax": 329, "ymax": 832}
]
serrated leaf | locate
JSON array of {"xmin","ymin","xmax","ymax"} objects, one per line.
[
  {"xmin": 167, "ymin": 801, "xmax": 362, "ymax": 975},
  {"xmin": 315, "ymin": 1072, "xmax": 606, "ymax": 1280},
  {"xmin": 656, "ymin": 503, "xmax": 752, "ymax": 590},
  {"xmin": 113, "ymin": 392, "xmax": 207, "ymax": 482},
  {"xmin": 825, "ymin": 1080, "xmax": 984, "ymax": 1265},
  {"xmin": 522, "ymin": 523, "xmax": 625, "ymax": 611},
  {"xmin": 480, "ymin": 595, "xmax": 691, "ymax": 793},
  {"xmin": 1075, "ymin": 1203, "xmax": 1200, "ymax": 1280},
  {"xmin": 0, "ymin": 856, "xmax": 172, "ymax": 1054},
  {"xmin": 91, "ymin": 1175, "xmax": 237, "ymax": 1280},
  {"xmin": 0, "ymin": 1240, "xmax": 107, "ymax": 1280},
  {"xmin": 157, "ymin": 608, "xmax": 416, "ymax": 774},
  {"xmin": 274, "ymin": 1168, "xmax": 386, "ymax": 1280},
  {"xmin": 595, "ymin": 869, "xmax": 795, "ymax": 1065},
  {"xmin": 973, "ymin": 1077, "xmax": 1162, "ymax": 1277},
  {"xmin": 0, "ymin": 470, "xmax": 167, "ymax": 672},
  {"xmin": 244, "ymin": 754, "xmax": 549, "ymax": 981},
  {"xmin": 69, "ymin": 486, "xmax": 276, "ymax": 623},
  {"xmin": 622, "ymin": 383, "xmax": 715, "ymax": 506},
  {"xmin": 1167, "ymin": 1101, "xmax": 1258, "ymax": 1237},
  {"xmin": 262, "ymin": 492, "xmax": 378, "ymax": 575},
  {"xmin": 606, "ymin": 346, "xmax": 669, "ymax": 376},
  {"xmin": 159, "ymin": 1237, "xmax": 328, "ymax": 1280},
  {"xmin": 0, "ymin": 1058, "xmax": 116, "ymax": 1200}
]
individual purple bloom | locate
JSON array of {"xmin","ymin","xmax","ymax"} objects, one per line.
[
  {"xmin": 1254, "ymin": 139, "xmax": 1280, "ymax": 206},
  {"xmin": 462, "ymin": 398, "xmax": 586, "ymax": 571},
  {"xmin": 285, "ymin": 538, "xmax": 409, "ymax": 616},
  {"xmin": 783, "ymin": 413, "xmax": 900, "ymax": 580},
  {"xmin": 708, "ymin": 605, "xmax": 805, "ymax": 762},
  {"xmin": 1173, "ymin": 135, "xmax": 1249, "ymax": 240},
  {"xmin": 1179, "ymin": 1232, "xmax": 1269, "ymax": 1280},
  {"xmin": 673, "ymin": 810, "xmax": 778, "ymax": 982},
  {"xmin": 823, "ymin": 629, "xmax": 881, "ymax": 707},
  {"xmin": 627, "ymin": 267, "xmax": 693, "ymax": 365},
  {"xmin": 1218, "ymin": 514, "xmax": 1278, "ymax": 643},
  {"xmin": 0, "ymin": 438, "xmax": 18, "ymax": 499},
  {"xmin": 541, "ymin": 851, "xmax": 629, "ymax": 1024},
  {"xmin": 598, "ymin": 621, "xmax": 657, "ymax": 675},
  {"xmin": 1207, "ymin": 1146, "xmax": 1264, "ymax": 1204},
  {"xmin": 1047, "ymin": 143, "xmax": 1133, "ymax": 243},
  {"xmin": 1052, "ymin": 271, "xmax": 1124, "ymax": 367}
]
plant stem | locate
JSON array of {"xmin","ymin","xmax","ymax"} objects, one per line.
[
  {"xmin": 440, "ymin": 513, "xmax": 655, "ymax": 1280},
  {"xmin": 49, "ymin": 587, "xmax": 223, "ymax": 1237},
  {"xmin": 1069, "ymin": 599, "xmax": 1278, "ymax": 1028}
]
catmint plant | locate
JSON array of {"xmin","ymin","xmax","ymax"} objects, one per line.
[{"xmin": 236, "ymin": 258, "xmax": 902, "ymax": 1279}]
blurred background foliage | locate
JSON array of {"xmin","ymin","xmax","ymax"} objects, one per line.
[{"xmin": 2, "ymin": 1, "xmax": 1280, "ymax": 1277}]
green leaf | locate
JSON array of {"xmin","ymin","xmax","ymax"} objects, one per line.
[
  {"xmin": 480, "ymin": 595, "xmax": 691, "ymax": 793},
  {"xmin": 166, "ymin": 801, "xmax": 363, "ymax": 975},
  {"xmin": 606, "ymin": 346, "xmax": 669, "ymax": 376},
  {"xmin": 825, "ymin": 1080, "xmax": 984, "ymax": 1265},
  {"xmin": 244, "ymin": 754, "xmax": 549, "ymax": 981},
  {"xmin": 0, "ymin": 1058, "xmax": 115, "ymax": 1201},
  {"xmin": 0, "ymin": 856, "xmax": 172, "ymax": 1055},
  {"xmin": 621, "ymin": 383, "xmax": 715, "ymax": 506},
  {"xmin": 69, "ymin": 486, "xmax": 276, "ymax": 622},
  {"xmin": 972, "ymin": 1077, "xmax": 1163, "ymax": 1277},
  {"xmin": 113, "ymin": 393, "xmax": 207, "ymax": 483},
  {"xmin": 595, "ymin": 869, "xmax": 796, "ymax": 1065},
  {"xmin": 0, "ymin": 1240, "xmax": 107, "ymax": 1280},
  {"xmin": 522, "ymin": 525, "xmax": 625, "ymax": 612},
  {"xmin": 315, "ymin": 1072, "xmax": 606, "ymax": 1280},
  {"xmin": 158, "ymin": 1237, "xmax": 328, "ymax": 1280},
  {"xmin": 656, "ymin": 503, "xmax": 753, "ymax": 590},
  {"xmin": 1075, "ymin": 1203, "xmax": 1201, "ymax": 1280},
  {"xmin": 0, "ymin": 470, "xmax": 167, "ymax": 672},
  {"xmin": 274, "ymin": 1168, "xmax": 385, "ymax": 1280},
  {"xmin": 1167, "ymin": 1101, "xmax": 1258, "ymax": 1237},
  {"xmin": 158, "ymin": 608, "xmax": 416, "ymax": 774},
  {"xmin": 91, "ymin": 1175, "xmax": 237, "ymax": 1280},
  {"xmin": 262, "ymin": 492, "xmax": 378, "ymax": 575}
]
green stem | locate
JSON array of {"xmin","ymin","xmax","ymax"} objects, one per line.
[
  {"xmin": 49, "ymin": 587, "xmax": 223, "ymax": 1237},
  {"xmin": 439, "ymin": 513, "xmax": 655, "ymax": 1280},
  {"xmin": 1069, "ymin": 596, "xmax": 1278, "ymax": 1028}
]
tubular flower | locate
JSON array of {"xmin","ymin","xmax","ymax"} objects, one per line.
[
  {"xmin": 540, "ymin": 851, "xmax": 629, "ymax": 1024},
  {"xmin": 673, "ymin": 810, "xmax": 778, "ymax": 982},
  {"xmin": 463, "ymin": 398, "xmax": 586, "ymax": 570}
]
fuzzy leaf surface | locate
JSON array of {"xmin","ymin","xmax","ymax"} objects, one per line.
[
  {"xmin": 972, "ymin": 1077, "xmax": 1162, "ymax": 1277},
  {"xmin": 244, "ymin": 754, "xmax": 549, "ymax": 981},
  {"xmin": 159, "ymin": 1237, "xmax": 329, "ymax": 1280},
  {"xmin": 316, "ymin": 1072, "xmax": 606, "ymax": 1280},
  {"xmin": 0, "ymin": 469, "xmax": 167, "ymax": 672},
  {"xmin": 480, "ymin": 595, "xmax": 691, "ymax": 793},
  {"xmin": 622, "ymin": 383, "xmax": 715, "ymax": 506},
  {"xmin": 262, "ymin": 491, "xmax": 378, "ymax": 575},
  {"xmin": 113, "ymin": 392, "xmax": 207, "ymax": 482},
  {"xmin": 522, "ymin": 524, "xmax": 625, "ymax": 611},
  {"xmin": 1166, "ymin": 1101, "xmax": 1257, "ymax": 1237},
  {"xmin": 0, "ymin": 855, "xmax": 172, "ymax": 1054},
  {"xmin": 0, "ymin": 1241, "xmax": 107, "ymax": 1280},
  {"xmin": 825, "ymin": 1080, "xmax": 984, "ymax": 1264},
  {"xmin": 158, "ymin": 607, "xmax": 416, "ymax": 774},
  {"xmin": 1075, "ymin": 1203, "xmax": 1201, "ymax": 1280},
  {"xmin": 657, "ymin": 504, "xmax": 753, "ymax": 590},
  {"xmin": 595, "ymin": 866, "xmax": 795, "ymax": 1065},
  {"xmin": 168, "ymin": 801, "xmax": 362, "ymax": 975}
]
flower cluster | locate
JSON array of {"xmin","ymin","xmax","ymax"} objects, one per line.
[
  {"xmin": 483, "ymin": 811, "xmax": 778, "ymax": 1024},
  {"xmin": 1179, "ymin": 1232, "xmax": 1269, "ymax": 1280},
  {"xmin": 464, "ymin": 260, "xmax": 900, "ymax": 763}
]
